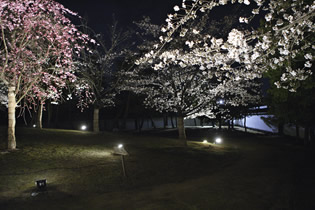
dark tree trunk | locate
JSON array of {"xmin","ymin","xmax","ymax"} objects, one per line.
[
  {"xmin": 244, "ymin": 115, "xmax": 247, "ymax": 133},
  {"xmin": 278, "ymin": 122, "xmax": 284, "ymax": 136},
  {"xmin": 93, "ymin": 107, "xmax": 100, "ymax": 132},
  {"xmin": 139, "ymin": 118, "xmax": 144, "ymax": 132},
  {"xmin": 122, "ymin": 93, "xmax": 131, "ymax": 129},
  {"xmin": 54, "ymin": 105, "xmax": 60, "ymax": 128},
  {"xmin": 231, "ymin": 118, "xmax": 234, "ymax": 129},
  {"xmin": 177, "ymin": 115, "xmax": 187, "ymax": 146},
  {"xmin": 170, "ymin": 115, "xmax": 175, "ymax": 128},
  {"xmin": 150, "ymin": 117, "xmax": 156, "ymax": 129},
  {"xmin": 175, "ymin": 116, "xmax": 178, "ymax": 128},
  {"xmin": 200, "ymin": 117, "xmax": 204, "ymax": 127},
  {"xmin": 112, "ymin": 104, "xmax": 124, "ymax": 130},
  {"xmin": 163, "ymin": 114, "xmax": 168, "ymax": 129}
]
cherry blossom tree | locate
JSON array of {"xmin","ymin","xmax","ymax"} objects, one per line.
[
  {"xmin": 77, "ymin": 19, "xmax": 131, "ymax": 132},
  {"xmin": 136, "ymin": 0, "xmax": 314, "ymax": 92},
  {"xmin": 0, "ymin": 0, "xmax": 92, "ymax": 150},
  {"xmin": 121, "ymin": 16, "xmax": 262, "ymax": 145}
]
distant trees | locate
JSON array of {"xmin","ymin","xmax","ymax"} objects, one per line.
[
  {"xmin": 0, "ymin": 0, "xmax": 92, "ymax": 149},
  {"xmin": 77, "ymin": 19, "xmax": 130, "ymax": 132}
]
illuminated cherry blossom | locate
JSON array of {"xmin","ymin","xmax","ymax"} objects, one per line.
[{"xmin": 0, "ymin": 0, "xmax": 92, "ymax": 149}]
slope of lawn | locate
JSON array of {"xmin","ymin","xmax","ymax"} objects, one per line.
[{"xmin": 0, "ymin": 126, "xmax": 240, "ymax": 209}]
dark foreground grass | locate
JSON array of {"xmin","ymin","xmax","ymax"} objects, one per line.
[{"xmin": 0, "ymin": 127, "xmax": 241, "ymax": 209}]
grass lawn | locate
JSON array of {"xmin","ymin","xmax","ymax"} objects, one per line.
[{"xmin": 0, "ymin": 126, "xmax": 314, "ymax": 209}]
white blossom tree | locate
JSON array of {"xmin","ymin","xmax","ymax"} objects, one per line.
[
  {"xmin": 136, "ymin": 0, "xmax": 314, "ymax": 92},
  {"xmin": 122, "ymin": 16, "xmax": 262, "ymax": 145}
]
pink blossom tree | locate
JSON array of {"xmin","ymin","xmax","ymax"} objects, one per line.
[{"xmin": 0, "ymin": 0, "xmax": 91, "ymax": 150}]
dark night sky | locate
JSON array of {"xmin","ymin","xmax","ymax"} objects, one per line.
[{"xmin": 55, "ymin": 0, "xmax": 182, "ymax": 33}]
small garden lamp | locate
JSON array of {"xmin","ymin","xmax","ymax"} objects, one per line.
[
  {"xmin": 203, "ymin": 140, "xmax": 208, "ymax": 144},
  {"xmin": 81, "ymin": 125, "xmax": 87, "ymax": 130},
  {"xmin": 35, "ymin": 179, "xmax": 47, "ymax": 191},
  {"xmin": 215, "ymin": 137, "xmax": 222, "ymax": 144}
]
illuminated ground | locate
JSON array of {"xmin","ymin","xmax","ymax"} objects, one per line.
[{"xmin": 0, "ymin": 127, "xmax": 314, "ymax": 209}]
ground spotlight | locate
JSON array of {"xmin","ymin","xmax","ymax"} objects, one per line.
[
  {"xmin": 81, "ymin": 125, "xmax": 87, "ymax": 130},
  {"xmin": 203, "ymin": 140, "xmax": 208, "ymax": 144},
  {"xmin": 35, "ymin": 179, "xmax": 47, "ymax": 191},
  {"xmin": 215, "ymin": 137, "xmax": 222, "ymax": 144},
  {"xmin": 118, "ymin": 144, "xmax": 123, "ymax": 148},
  {"xmin": 33, "ymin": 124, "xmax": 36, "ymax": 128}
]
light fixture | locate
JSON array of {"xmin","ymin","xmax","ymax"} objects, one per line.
[
  {"xmin": 81, "ymin": 125, "xmax": 87, "ymax": 130},
  {"xmin": 203, "ymin": 140, "xmax": 208, "ymax": 144},
  {"xmin": 35, "ymin": 179, "xmax": 47, "ymax": 191},
  {"xmin": 215, "ymin": 137, "xmax": 222, "ymax": 144},
  {"xmin": 113, "ymin": 144, "xmax": 128, "ymax": 177},
  {"xmin": 33, "ymin": 124, "xmax": 36, "ymax": 128}
]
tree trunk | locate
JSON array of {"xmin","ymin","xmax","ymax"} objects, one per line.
[
  {"xmin": 36, "ymin": 103, "xmax": 43, "ymax": 129},
  {"xmin": 231, "ymin": 118, "xmax": 234, "ymax": 129},
  {"xmin": 163, "ymin": 114, "xmax": 168, "ymax": 129},
  {"xmin": 93, "ymin": 107, "xmax": 100, "ymax": 132},
  {"xmin": 139, "ymin": 118, "xmax": 144, "ymax": 132},
  {"xmin": 150, "ymin": 117, "xmax": 156, "ymax": 129},
  {"xmin": 278, "ymin": 122, "xmax": 284, "ymax": 136},
  {"xmin": 122, "ymin": 93, "xmax": 131, "ymax": 129},
  {"xmin": 7, "ymin": 86, "xmax": 16, "ymax": 150},
  {"xmin": 177, "ymin": 115, "xmax": 187, "ymax": 146},
  {"xmin": 170, "ymin": 115, "xmax": 175, "ymax": 128},
  {"xmin": 244, "ymin": 115, "xmax": 247, "ymax": 133}
]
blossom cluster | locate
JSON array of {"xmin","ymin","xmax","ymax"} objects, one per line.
[
  {"xmin": 0, "ymin": 0, "xmax": 93, "ymax": 109},
  {"xmin": 136, "ymin": 0, "xmax": 314, "ymax": 92}
]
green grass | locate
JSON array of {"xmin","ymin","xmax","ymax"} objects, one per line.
[
  {"xmin": 1, "ymin": 127, "xmax": 314, "ymax": 210},
  {"xmin": 0, "ymin": 127, "xmax": 239, "ymax": 208}
]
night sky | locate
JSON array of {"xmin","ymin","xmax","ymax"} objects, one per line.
[{"xmin": 55, "ymin": 0, "xmax": 182, "ymax": 33}]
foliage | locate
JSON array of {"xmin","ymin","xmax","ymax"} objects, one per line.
[
  {"xmin": 76, "ymin": 19, "xmax": 132, "ymax": 110},
  {"xmin": 135, "ymin": 0, "xmax": 314, "ymax": 93},
  {"xmin": 123, "ymin": 15, "xmax": 262, "ymax": 121},
  {"xmin": 0, "ymin": 0, "xmax": 93, "ymax": 108}
]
